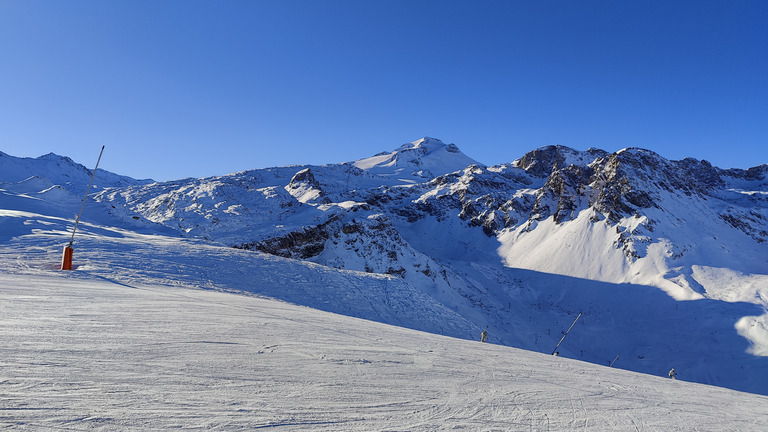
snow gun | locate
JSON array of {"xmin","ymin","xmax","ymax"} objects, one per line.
[{"xmin": 62, "ymin": 146, "xmax": 104, "ymax": 270}]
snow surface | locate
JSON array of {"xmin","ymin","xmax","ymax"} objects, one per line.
[
  {"xmin": 3, "ymin": 143, "xmax": 768, "ymax": 429},
  {"xmin": 4, "ymin": 262, "xmax": 768, "ymax": 430}
]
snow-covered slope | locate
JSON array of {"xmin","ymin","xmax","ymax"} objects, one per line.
[
  {"xmin": 0, "ymin": 151, "xmax": 154, "ymax": 231},
  {"xmin": 4, "ymin": 270, "xmax": 768, "ymax": 430},
  {"xmin": 0, "ymin": 151, "xmax": 152, "ymax": 191},
  {"xmin": 2, "ymin": 140, "xmax": 768, "ymax": 397}
]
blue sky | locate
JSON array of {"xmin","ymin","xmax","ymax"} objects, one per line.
[{"xmin": 1, "ymin": 1, "xmax": 766, "ymax": 181}]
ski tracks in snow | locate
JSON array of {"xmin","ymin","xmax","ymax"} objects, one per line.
[{"xmin": 3, "ymin": 272, "xmax": 768, "ymax": 430}]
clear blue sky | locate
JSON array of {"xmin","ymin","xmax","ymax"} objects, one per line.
[{"xmin": 1, "ymin": 0, "xmax": 766, "ymax": 181}]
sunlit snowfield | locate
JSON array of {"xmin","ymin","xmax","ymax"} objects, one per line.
[{"xmin": 2, "ymin": 227, "xmax": 768, "ymax": 431}]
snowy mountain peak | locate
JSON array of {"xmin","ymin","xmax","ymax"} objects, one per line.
[
  {"xmin": 352, "ymin": 137, "xmax": 480, "ymax": 182},
  {"xmin": 0, "ymin": 151, "xmax": 152, "ymax": 190},
  {"xmin": 401, "ymin": 137, "xmax": 446, "ymax": 151},
  {"xmin": 615, "ymin": 147, "xmax": 660, "ymax": 158}
]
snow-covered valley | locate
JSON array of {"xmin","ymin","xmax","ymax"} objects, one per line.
[{"xmin": 2, "ymin": 138, "xmax": 768, "ymax": 429}]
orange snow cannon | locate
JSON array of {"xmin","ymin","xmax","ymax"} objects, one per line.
[{"xmin": 61, "ymin": 245, "xmax": 74, "ymax": 270}]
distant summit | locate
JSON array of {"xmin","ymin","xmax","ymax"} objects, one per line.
[
  {"xmin": 352, "ymin": 137, "xmax": 480, "ymax": 182},
  {"xmin": 0, "ymin": 151, "xmax": 152, "ymax": 191}
]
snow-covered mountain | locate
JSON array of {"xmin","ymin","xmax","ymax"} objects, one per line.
[
  {"xmin": 2, "ymin": 138, "xmax": 767, "ymax": 397},
  {"xmin": 351, "ymin": 137, "xmax": 481, "ymax": 182},
  {"xmin": 0, "ymin": 150, "xmax": 153, "ymax": 221},
  {"xmin": 0, "ymin": 150, "xmax": 152, "ymax": 192}
]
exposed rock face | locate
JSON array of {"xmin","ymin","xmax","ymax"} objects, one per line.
[
  {"xmin": 533, "ymin": 164, "xmax": 592, "ymax": 224},
  {"xmin": 287, "ymin": 168, "xmax": 319, "ymax": 188},
  {"xmin": 516, "ymin": 145, "xmax": 568, "ymax": 178},
  {"xmin": 285, "ymin": 168, "xmax": 330, "ymax": 204},
  {"xmin": 235, "ymin": 216, "xmax": 336, "ymax": 259}
]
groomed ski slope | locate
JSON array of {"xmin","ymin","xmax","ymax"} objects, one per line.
[{"xmin": 2, "ymin": 256, "xmax": 768, "ymax": 430}]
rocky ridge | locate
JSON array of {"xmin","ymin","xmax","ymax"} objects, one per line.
[{"xmin": 91, "ymin": 139, "xmax": 768, "ymax": 282}]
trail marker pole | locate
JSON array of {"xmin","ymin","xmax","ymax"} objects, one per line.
[
  {"xmin": 61, "ymin": 145, "xmax": 104, "ymax": 270},
  {"xmin": 609, "ymin": 354, "xmax": 620, "ymax": 367},
  {"xmin": 551, "ymin": 312, "xmax": 582, "ymax": 355}
]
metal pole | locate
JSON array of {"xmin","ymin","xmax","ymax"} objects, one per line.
[
  {"xmin": 609, "ymin": 354, "xmax": 620, "ymax": 367},
  {"xmin": 68, "ymin": 145, "xmax": 105, "ymax": 248},
  {"xmin": 551, "ymin": 312, "xmax": 582, "ymax": 355}
]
